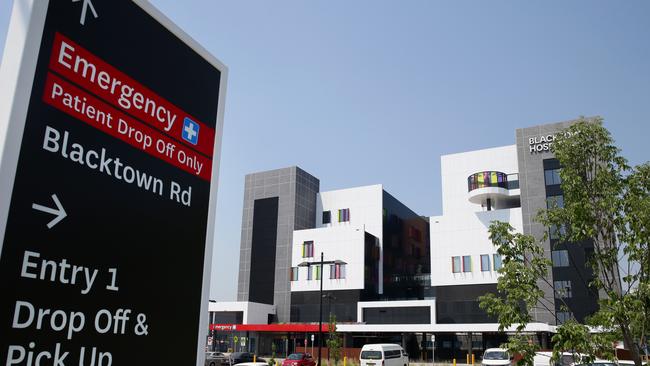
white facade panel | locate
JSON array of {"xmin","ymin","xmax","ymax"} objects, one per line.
[
  {"xmin": 440, "ymin": 145, "xmax": 518, "ymax": 215},
  {"xmin": 208, "ymin": 301, "xmax": 275, "ymax": 324},
  {"xmin": 430, "ymin": 208, "xmax": 522, "ymax": 286},
  {"xmin": 291, "ymin": 184, "xmax": 384, "ymax": 292},
  {"xmin": 291, "ymin": 226, "xmax": 366, "ymax": 291},
  {"xmin": 431, "ymin": 145, "xmax": 523, "ymax": 287}
]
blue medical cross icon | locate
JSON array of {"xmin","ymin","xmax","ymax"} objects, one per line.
[{"xmin": 182, "ymin": 117, "xmax": 199, "ymax": 145}]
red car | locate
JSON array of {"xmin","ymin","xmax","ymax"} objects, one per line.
[{"xmin": 282, "ymin": 353, "xmax": 316, "ymax": 366}]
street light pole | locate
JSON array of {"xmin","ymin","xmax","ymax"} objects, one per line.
[
  {"xmin": 297, "ymin": 253, "xmax": 346, "ymax": 366},
  {"xmin": 318, "ymin": 252, "xmax": 324, "ymax": 366}
]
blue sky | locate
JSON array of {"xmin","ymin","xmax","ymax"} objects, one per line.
[{"xmin": 1, "ymin": 1, "xmax": 649, "ymax": 301}]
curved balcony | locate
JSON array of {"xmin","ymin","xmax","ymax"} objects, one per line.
[
  {"xmin": 467, "ymin": 171, "xmax": 510, "ymax": 206},
  {"xmin": 468, "ymin": 171, "xmax": 508, "ymax": 192}
]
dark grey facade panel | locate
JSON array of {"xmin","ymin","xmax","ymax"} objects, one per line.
[
  {"xmin": 516, "ymin": 119, "xmax": 599, "ymax": 325},
  {"xmin": 212, "ymin": 311, "xmax": 244, "ymax": 324},
  {"xmin": 236, "ymin": 166, "xmax": 319, "ymax": 322},
  {"xmin": 290, "ymin": 290, "xmax": 361, "ymax": 323},
  {"xmin": 363, "ymin": 306, "xmax": 431, "ymax": 324},
  {"xmin": 435, "ymin": 284, "xmax": 497, "ymax": 324},
  {"xmin": 382, "ymin": 190, "xmax": 431, "ymax": 300},
  {"xmin": 249, "ymin": 197, "xmax": 279, "ymax": 304}
]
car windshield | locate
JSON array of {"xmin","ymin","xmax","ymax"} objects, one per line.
[
  {"xmin": 484, "ymin": 351, "xmax": 509, "ymax": 360},
  {"xmin": 361, "ymin": 351, "xmax": 383, "ymax": 360},
  {"xmin": 288, "ymin": 354, "xmax": 305, "ymax": 360}
]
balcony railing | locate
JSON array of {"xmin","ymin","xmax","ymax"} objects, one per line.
[{"xmin": 467, "ymin": 171, "xmax": 508, "ymax": 192}]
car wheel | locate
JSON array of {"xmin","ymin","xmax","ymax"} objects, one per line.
[{"xmin": 210, "ymin": 363, "xmax": 216, "ymax": 366}]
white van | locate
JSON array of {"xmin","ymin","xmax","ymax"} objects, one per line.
[
  {"xmin": 482, "ymin": 348, "xmax": 512, "ymax": 366},
  {"xmin": 360, "ymin": 344, "xmax": 409, "ymax": 366}
]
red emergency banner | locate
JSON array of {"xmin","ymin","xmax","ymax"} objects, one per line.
[
  {"xmin": 48, "ymin": 32, "xmax": 215, "ymax": 158},
  {"xmin": 43, "ymin": 72, "xmax": 212, "ymax": 181}
]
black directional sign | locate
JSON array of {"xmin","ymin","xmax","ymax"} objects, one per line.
[{"xmin": 0, "ymin": 0, "xmax": 226, "ymax": 364}]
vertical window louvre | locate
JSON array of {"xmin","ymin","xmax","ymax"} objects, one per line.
[
  {"xmin": 329, "ymin": 264, "xmax": 346, "ymax": 279},
  {"xmin": 315, "ymin": 265, "xmax": 321, "ymax": 280},
  {"xmin": 307, "ymin": 266, "xmax": 313, "ymax": 280},
  {"xmin": 302, "ymin": 241, "xmax": 314, "ymax": 258},
  {"xmin": 338, "ymin": 208, "xmax": 350, "ymax": 222},
  {"xmin": 462, "ymin": 255, "xmax": 472, "ymax": 272},
  {"xmin": 290, "ymin": 267, "xmax": 299, "ymax": 281},
  {"xmin": 493, "ymin": 254, "xmax": 502, "ymax": 270},
  {"xmin": 480, "ymin": 254, "xmax": 490, "ymax": 272},
  {"xmin": 452, "ymin": 256, "xmax": 461, "ymax": 273}
]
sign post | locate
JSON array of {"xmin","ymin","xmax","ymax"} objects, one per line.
[{"xmin": 0, "ymin": 1, "xmax": 227, "ymax": 365}]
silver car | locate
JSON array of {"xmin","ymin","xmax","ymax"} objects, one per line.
[{"xmin": 206, "ymin": 352, "xmax": 229, "ymax": 366}]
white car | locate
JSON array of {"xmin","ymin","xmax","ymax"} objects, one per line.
[
  {"xmin": 482, "ymin": 348, "xmax": 512, "ymax": 366},
  {"xmin": 360, "ymin": 344, "xmax": 409, "ymax": 366}
]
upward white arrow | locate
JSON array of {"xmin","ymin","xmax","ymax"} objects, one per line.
[
  {"xmin": 32, "ymin": 194, "xmax": 67, "ymax": 229},
  {"xmin": 72, "ymin": 0, "xmax": 98, "ymax": 26}
]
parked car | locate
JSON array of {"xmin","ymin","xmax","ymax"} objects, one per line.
[
  {"xmin": 534, "ymin": 352, "xmax": 583, "ymax": 366},
  {"xmin": 230, "ymin": 352, "xmax": 265, "ymax": 365},
  {"xmin": 482, "ymin": 348, "xmax": 512, "ymax": 366},
  {"xmin": 206, "ymin": 352, "xmax": 229, "ymax": 366},
  {"xmin": 360, "ymin": 344, "xmax": 409, "ymax": 366},
  {"xmin": 282, "ymin": 353, "xmax": 316, "ymax": 366}
]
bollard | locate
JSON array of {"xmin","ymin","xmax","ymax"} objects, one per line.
[
  {"xmin": 453, "ymin": 358, "xmax": 456, "ymax": 366},
  {"xmin": 254, "ymin": 355, "xmax": 256, "ymax": 363},
  {"xmin": 472, "ymin": 354, "xmax": 475, "ymax": 365},
  {"xmin": 467, "ymin": 354, "xmax": 470, "ymax": 365},
  {"xmin": 344, "ymin": 356, "xmax": 347, "ymax": 366}
]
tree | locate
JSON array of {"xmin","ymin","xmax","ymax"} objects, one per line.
[
  {"xmin": 478, "ymin": 221, "xmax": 553, "ymax": 366},
  {"xmin": 480, "ymin": 118, "xmax": 650, "ymax": 366},
  {"xmin": 268, "ymin": 342, "xmax": 277, "ymax": 366},
  {"xmin": 326, "ymin": 314, "xmax": 343, "ymax": 366}
]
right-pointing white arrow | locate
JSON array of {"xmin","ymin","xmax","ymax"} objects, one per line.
[{"xmin": 32, "ymin": 194, "xmax": 67, "ymax": 229}]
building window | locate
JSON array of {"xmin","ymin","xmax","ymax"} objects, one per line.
[
  {"xmin": 330, "ymin": 263, "xmax": 346, "ymax": 279},
  {"xmin": 545, "ymin": 168, "xmax": 562, "ymax": 186},
  {"xmin": 554, "ymin": 280, "xmax": 572, "ymax": 298},
  {"xmin": 462, "ymin": 256, "xmax": 472, "ymax": 273},
  {"xmin": 452, "ymin": 256, "xmax": 461, "ymax": 273},
  {"xmin": 551, "ymin": 250, "xmax": 569, "ymax": 267},
  {"xmin": 302, "ymin": 241, "xmax": 314, "ymax": 258},
  {"xmin": 546, "ymin": 195, "xmax": 564, "ymax": 209},
  {"xmin": 314, "ymin": 265, "xmax": 321, "ymax": 280},
  {"xmin": 493, "ymin": 254, "xmax": 503, "ymax": 271},
  {"xmin": 338, "ymin": 208, "xmax": 350, "ymax": 222},
  {"xmin": 290, "ymin": 267, "xmax": 299, "ymax": 281},
  {"xmin": 322, "ymin": 211, "xmax": 331, "ymax": 224},
  {"xmin": 480, "ymin": 254, "xmax": 491, "ymax": 272},
  {"xmin": 307, "ymin": 266, "xmax": 313, "ymax": 280},
  {"xmin": 549, "ymin": 224, "xmax": 567, "ymax": 240},
  {"xmin": 557, "ymin": 311, "xmax": 573, "ymax": 324},
  {"xmin": 408, "ymin": 226, "xmax": 422, "ymax": 242}
]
